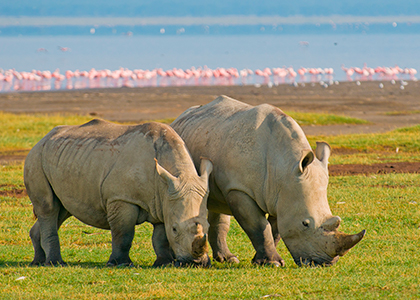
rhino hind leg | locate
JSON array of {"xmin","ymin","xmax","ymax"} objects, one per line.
[
  {"xmin": 226, "ymin": 191, "xmax": 285, "ymax": 267},
  {"xmin": 208, "ymin": 212, "xmax": 239, "ymax": 263},
  {"xmin": 106, "ymin": 200, "xmax": 140, "ymax": 267},
  {"xmin": 30, "ymin": 205, "xmax": 71, "ymax": 266},
  {"xmin": 28, "ymin": 187, "xmax": 69, "ymax": 266},
  {"xmin": 29, "ymin": 220, "xmax": 46, "ymax": 265},
  {"xmin": 151, "ymin": 223, "xmax": 175, "ymax": 267}
]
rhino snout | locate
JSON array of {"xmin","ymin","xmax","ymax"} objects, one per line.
[
  {"xmin": 294, "ymin": 254, "xmax": 340, "ymax": 267},
  {"xmin": 174, "ymin": 254, "xmax": 211, "ymax": 268},
  {"xmin": 191, "ymin": 233, "xmax": 209, "ymax": 258}
]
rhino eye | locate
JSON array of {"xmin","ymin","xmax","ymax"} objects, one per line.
[
  {"xmin": 302, "ymin": 220, "xmax": 310, "ymax": 227},
  {"xmin": 172, "ymin": 227, "xmax": 177, "ymax": 233}
]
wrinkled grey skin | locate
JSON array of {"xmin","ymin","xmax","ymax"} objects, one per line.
[
  {"xmin": 171, "ymin": 96, "xmax": 365, "ymax": 267},
  {"xmin": 24, "ymin": 120, "xmax": 213, "ymax": 267}
]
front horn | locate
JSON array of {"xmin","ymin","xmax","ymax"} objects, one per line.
[{"xmin": 335, "ymin": 230, "xmax": 366, "ymax": 256}]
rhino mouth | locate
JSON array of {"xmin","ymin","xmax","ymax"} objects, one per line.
[
  {"xmin": 294, "ymin": 255, "xmax": 339, "ymax": 267},
  {"xmin": 174, "ymin": 254, "xmax": 211, "ymax": 268}
]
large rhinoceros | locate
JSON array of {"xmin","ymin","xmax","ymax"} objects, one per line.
[
  {"xmin": 171, "ymin": 96, "xmax": 365, "ymax": 266},
  {"xmin": 24, "ymin": 120, "xmax": 213, "ymax": 267}
]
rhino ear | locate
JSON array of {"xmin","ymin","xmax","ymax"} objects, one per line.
[
  {"xmin": 315, "ymin": 141, "xmax": 331, "ymax": 169},
  {"xmin": 199, "ymin": 157, "xmax": 213, "ymax": 182},
  {"xmin": 299, "ymin": 149, "xmax": 315, "ymax": 174},
  {"xmin": 155, "ymin": 158, "xmax": 177, "ymax": 189}
]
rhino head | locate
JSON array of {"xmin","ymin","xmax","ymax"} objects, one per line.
[
  {"xmin": 156, "ymin": 158, "xmax": 213, "ymax": 267},
  {"xmin": 277, "ymin": 142, "xmax": 365, "ymax": 267}
]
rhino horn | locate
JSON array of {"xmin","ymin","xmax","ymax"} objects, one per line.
[
  {"xmin": 335, "ymin": 230, "xmax": 366, "ymax": 256},
  {"xmin": 192, "ymin": 234, "xmax": 209, "ymax": 258}
]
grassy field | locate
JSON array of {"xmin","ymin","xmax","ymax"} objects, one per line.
[{"xmin": 1, "ymin": 112, "xmax": 419, "ymax": 299}]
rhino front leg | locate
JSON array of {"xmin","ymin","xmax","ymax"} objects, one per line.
[
  {"xmin": 151, "ymin": 223, "xmax": 175, "ymax": 267},
  {"xmin": 226, "ymin": 191, "xmax": 285, "ymax": 267},
  {"xmin": 208, "ymin": 211, "xmax": 239, "ymax": 263},
  {"xmin": 107, "ymin": 201, "xmax": 140, "ymax": 267},
  {"xmin": 268, "ymin": 215, "xmax": 281, "ymax": 248}
]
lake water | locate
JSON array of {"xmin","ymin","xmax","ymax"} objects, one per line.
[{"xmin": 0, "ymin": 33, "xmax": 419, "ymax": 91}]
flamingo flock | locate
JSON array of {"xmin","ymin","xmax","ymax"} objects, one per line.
[
  {"xmin": 341, "ymin": 64, "xmax": 418, "ymax": 82},
  {"xmin": 0, "ymin": 64, "xmax": 417, "ymax": 92}
]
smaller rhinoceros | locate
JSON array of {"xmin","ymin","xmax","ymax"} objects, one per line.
[{"xmin": 24, "ymin": 120, "xmax": 213, "ymax": 267}]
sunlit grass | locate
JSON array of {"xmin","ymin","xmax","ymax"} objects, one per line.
[
  {"xmin": 323, "ymin": 125, "xmax": 420, "ymax": 152},
  {"xmin": 0, "ymin": 112, "xmax": 93, "ymax": 151},
  {"xmin": 1, "ymin": 112, "xmax": 420, "ymax": 298},
  {"xmin": 383, "ymin": 110, "xmax": 420, "ymax": 116},
  {"xmin": 285, "ymin": 110, "xmax": 369, "ymax": 126},
  {"xmin": 0, "ymin": 111, "xmax": 366, "ymax": 152},
  {"xmin": 1, "ymin": 164, "xmax": 419, "ymax": 299}
]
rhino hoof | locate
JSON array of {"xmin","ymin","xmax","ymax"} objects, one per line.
[
  {"xmin": 226, "ymin": 256, "xmax": 240, "ymax": 264},
  {"xmin": 152, "ymin": 258, "xmax": 175, "ymax": 268},
  {"xmin": 214, "ymin": 254, "xmax": 240, "ymax": 264},
  {"xmin": 44, "ymin": 260, "xmax": 67, "ymax": 267},
  {"xmin": 106, "ymin": 261, "xmax": 134, "ymax": 267},
  {"xmin": 270, "ymin": 260, "xmax": 286, "ymax": 267},
  {"xmin": 252, "ymin": 258, "xmax": 285, "ymax": 267}
]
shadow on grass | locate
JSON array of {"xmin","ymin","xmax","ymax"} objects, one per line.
[
  {"xmin": 0, "ymin": 260, "xmax": 254, "ymax": 270},
  {"xmin": 0, "ymin": 260, "xmax": 153, "ymax": 269}
]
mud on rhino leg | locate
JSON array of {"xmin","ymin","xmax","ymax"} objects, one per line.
[
  {"xmin": 107, "ymin": 200, "xmax": 140, "ymax": 267},
  {"xmin": 208, "ymin": 211, "xmax": 239, "ymax": 263},
  {"xmin": 226, "ymin": 191, "xmax": 285, "ymax": 267},
  {"xmin": 151, "ymin": 223, "xmax": 175, "ymax": 267},
  {"xmin": 30, "ymin": 205, "xmax": 71, "ymax": 266}
]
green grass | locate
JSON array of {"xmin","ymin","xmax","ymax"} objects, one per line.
[
  {"xmin": 285, "ymin": 111, "xmax": 369, "ymax": 126},
  {"xmin": 0, "ymin": 112, "xmax": 93, "ymax": 151},
  {"xmin": 0, "ymin": 111, "xmax": 365, "ymax": 152},
  {"xmin": 384, "ymin": 110, "xmax": 420, "ymax": 116},
  {"xmin": 1, "ymin": 112, "xmax": 420, "ymax": 299},
  {"xmin": 305, "ymin": 123, "xmax": 420, "ymax": 164},
  {"xmin": 1, "ymin": 163, "xmax": 419, "ymax": 299}
]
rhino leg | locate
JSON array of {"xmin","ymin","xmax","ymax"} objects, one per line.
[
  {"xmin": 29, "ymin": 220, "xmax": 46, "ymax": 265},
  {"xmin": 30, "ymin": 205, "xmax": 71, "ymax": 266},
  {"xmin": 208, "ymin": 211, "xmax": 239, "ymax": 263},
  {"xmin": 107, "ymin": 201, "xmax": 140, "ymax": 267},
  {"xmin": 29, "ymin": 192, "xmax": 68, "ymax": 266},
  {"xmin": 268, "ymin": 215, "xmax": 281, "ymax": 247},
  {"xmin": 151, "ymin": 223, "xmax": 175, "ymax": 267},
  {"xmin": 226, "ymin": 191, "xmax": 285, "ymax": 267}
]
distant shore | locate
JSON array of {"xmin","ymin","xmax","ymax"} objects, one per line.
[{"xmin": 2, "ymin": 15, "xmax": 420, "ymax": 27}]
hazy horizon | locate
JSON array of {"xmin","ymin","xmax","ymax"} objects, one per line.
[{"xmin": 2, "ymin": 15, "xmax": 420, "ymax": 27}]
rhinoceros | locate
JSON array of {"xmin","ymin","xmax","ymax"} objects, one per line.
[
  {"xmin": 24, "ymin": 120, "xmax": 213, "ymax": 267},
  {"xmin": 171, "ymin": 96, "xmax": 365, "ymax": 266}
]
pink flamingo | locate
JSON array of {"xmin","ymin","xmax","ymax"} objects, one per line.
[{"xmin": 58, "ymin": 46, "xmax": 70, "ymax": 52}]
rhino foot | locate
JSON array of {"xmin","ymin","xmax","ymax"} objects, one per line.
[
  {"xmin": 30, "ymin": 259, "xmax": 45, "ymax": 266},
  {"xmin": 106, "ymin": 261, "xmax": 134, "ymax": 267},
  {"xmin": 252, "ymin": 253, "xmax": 285, "ymax": 267},
  {"xmin": 252, "ymin": 259, "xmax": 285, "ymax": 267},
  {"xmin": 213, "ymin": 253, "xmax": 240, "ymax": 264},
  {"xmin": 152, "ymin": 257, "xmax": 175, "ymax": 268},
  {"xmin": 44, "ymin": 260, "xmax": 67, "ymax": 267}
]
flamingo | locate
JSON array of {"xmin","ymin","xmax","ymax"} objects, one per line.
[
  {"xmin": 58, "ymin": 46, "xmax": 70, "ymax": 52},
  {"xmin": 4, "ymin": 64, "xmax": 418, "ymax": 92}
]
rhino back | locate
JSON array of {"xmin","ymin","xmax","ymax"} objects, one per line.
[
  {"xmin": 36, "ymin": 119, "xmax": 193, "ymax": 225},
  {"xmin": 172, "ymin": 96, "xmax": 311, "ymax": 213}
]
